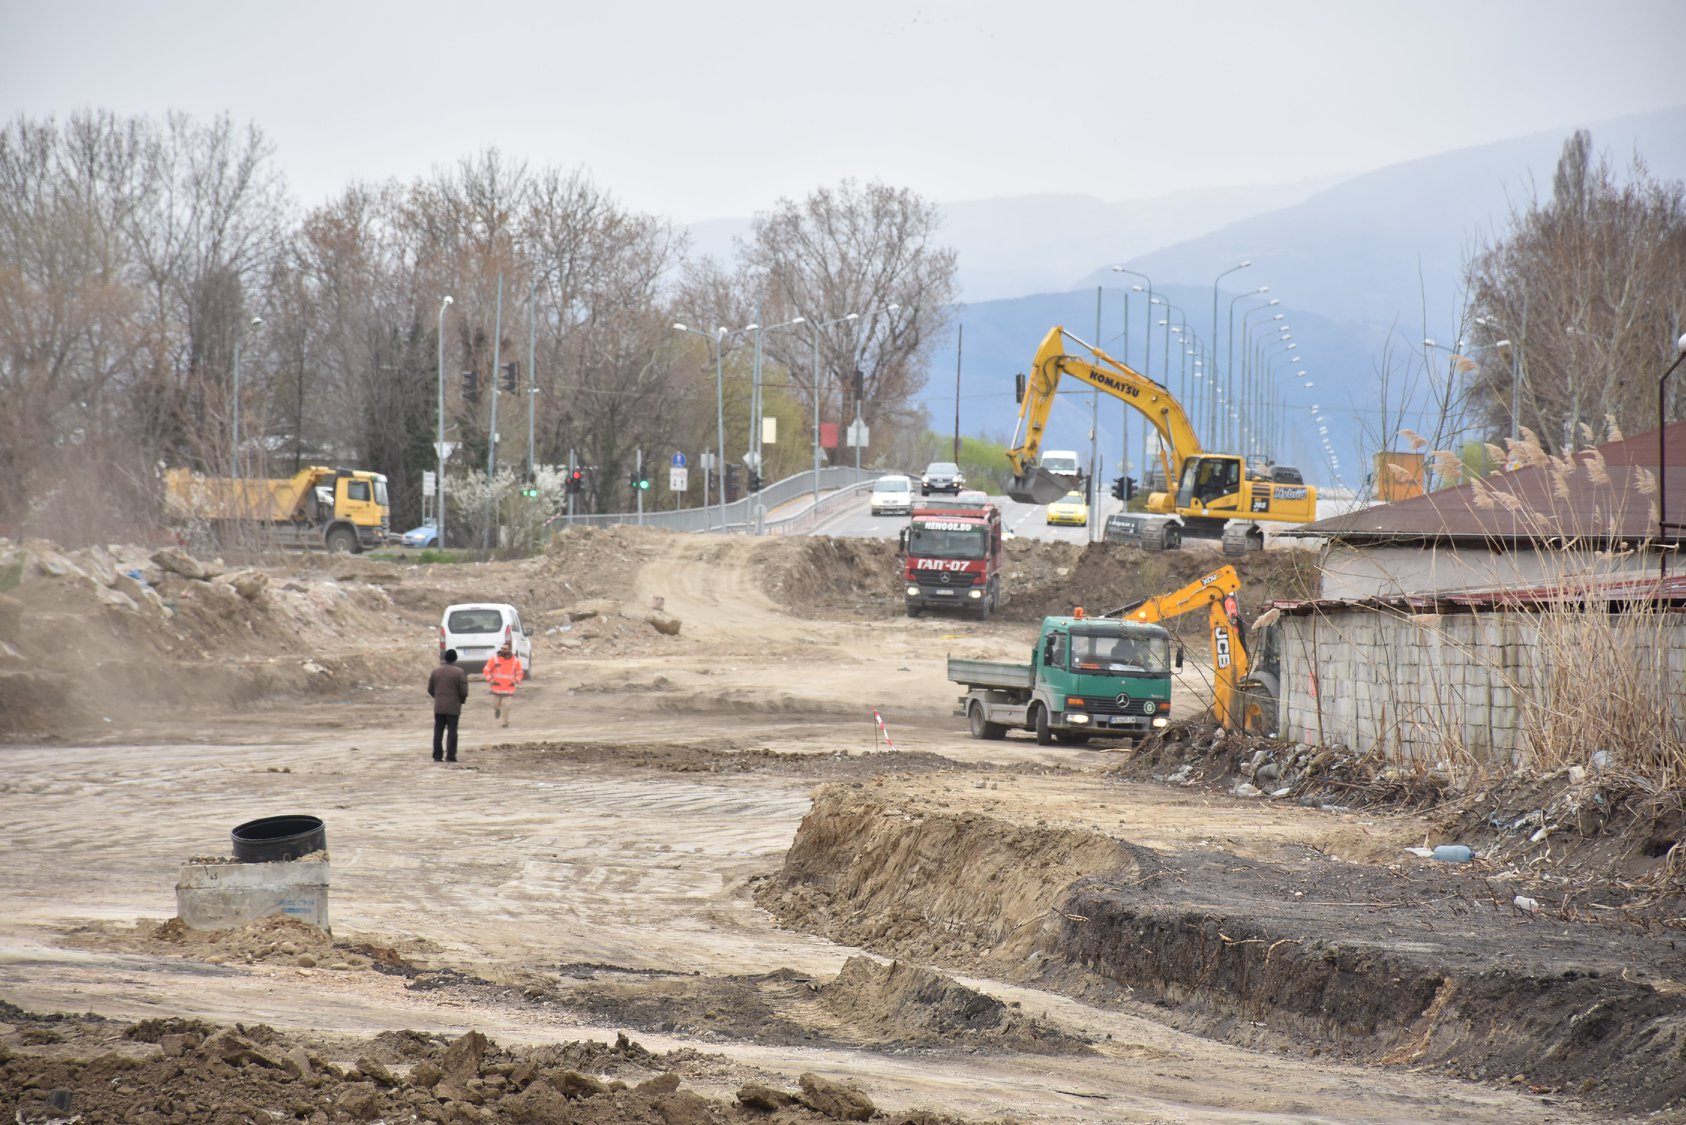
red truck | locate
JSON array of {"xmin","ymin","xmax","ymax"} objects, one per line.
[{"xmin": 900, "ymin": 493, "xmax": 1005, "ymax": 620}]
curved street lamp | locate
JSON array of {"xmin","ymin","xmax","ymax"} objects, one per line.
[{"xmin": 435, "ymin": 295, "xmax": 453, "ymax": 547}]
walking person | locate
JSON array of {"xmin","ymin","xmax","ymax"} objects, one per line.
[
  {"xmin": 483, "ymin": 641, "xmax": 524, "ymax": 728},
  {"xmin": 428, "ymin": 648, "xmax": 469, "ymax": 762}
]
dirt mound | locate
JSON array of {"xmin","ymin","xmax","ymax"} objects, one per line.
[
  {"xmin": 63, "ymin": 915, "xmax": 441, "ymax": 974},
  {"xmin": 1122, "ymin": 723, "xmax": 1686, "ymax": 908},
  {"xmin": 3, "ymin": 1012, "xmax": 985, "ymax": 1125},
  {"xmin": 757, "ymin": 537, "xmax": 903, "ymax": 618},
  {"xmin": 758, "ymin": 777, "xmax": 1686, "ymax": 1116},
  {"xmin": 817, "ymin": 956, "xmax": 1090, "ymax": 1054}
]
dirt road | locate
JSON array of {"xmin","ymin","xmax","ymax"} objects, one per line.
[{"xmin": 1, "ymin": 528, "xmax": 1679, "ymax": 1122}]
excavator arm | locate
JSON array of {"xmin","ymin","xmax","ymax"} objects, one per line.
[
  {"xmin": 1006, "ymin": 326, "xmax": 1204, "ymax": 505},
  {"xmin": 1112, "ymin": 566, "xmax": 1252, "ymax": 730}
]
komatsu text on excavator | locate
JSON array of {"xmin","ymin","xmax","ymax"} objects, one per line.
[{"xmin": 1005, "ymin": 326, "xmax": 1317, "ymax": 552}]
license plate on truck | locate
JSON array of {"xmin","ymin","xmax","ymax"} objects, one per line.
[{"xmin": 934, "ymin": 589, "xmax": 955, "ymax": 596}]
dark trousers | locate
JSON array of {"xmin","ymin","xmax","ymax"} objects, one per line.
[{"xmin": 432, "ymin": 713, "xmax": 460, "ymax": 761}]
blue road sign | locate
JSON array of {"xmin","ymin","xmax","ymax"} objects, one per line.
[{"xmin": 671, "ymin": 452, "xmax": 687, "ymax": 467}]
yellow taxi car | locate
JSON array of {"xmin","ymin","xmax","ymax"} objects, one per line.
[{"xmin": 1045, "ymin": 490, "xmax": 1089, "ymax": 526}]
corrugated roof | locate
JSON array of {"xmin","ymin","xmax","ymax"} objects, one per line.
[
  {"xmin": 1267, "ymin": 571, "xmax": 1686, "ymax": 616},
  {"xmin": 1283, "ymin": 421, "xmax": 1684, "ymax": 545}
]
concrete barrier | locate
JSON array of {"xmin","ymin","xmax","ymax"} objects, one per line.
[{"xmin": 175, "ymin": 856, "xmax": 330, "ymax": 933}]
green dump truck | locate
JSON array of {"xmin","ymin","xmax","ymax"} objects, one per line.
[{"xmin": 949, "ymin": 614, "xmax": 1179, "ymax": 744}]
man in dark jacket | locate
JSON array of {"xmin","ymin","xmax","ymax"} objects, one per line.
[{"xmin": 427, "ymin": 648, "xmax": 470, "ymax": 762}]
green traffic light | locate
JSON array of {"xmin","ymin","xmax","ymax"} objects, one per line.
[{"xmin": 637, "ymin": 479, "xmax": 649, "ymax": 490}]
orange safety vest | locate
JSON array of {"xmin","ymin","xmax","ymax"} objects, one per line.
[{"xmin": 484, "ymin": 653, "xmax": 523, "ymax": 695}]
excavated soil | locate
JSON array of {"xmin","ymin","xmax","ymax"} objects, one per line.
[{"xmin": 3, "ymin": 525, "xmax": 1683, "ymax": 1123}]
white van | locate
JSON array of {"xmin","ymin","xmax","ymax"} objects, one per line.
[
  {"xmin": 1039, "ymin": 450, "xmax": 1082, "ymax": 478},
  {"xmin": 869, "ymin": 474, "xmax": 914, "ymax": 516},
  {"xmin": 439, "ymin": 602, "xmax": 533, "ymax": 677}
]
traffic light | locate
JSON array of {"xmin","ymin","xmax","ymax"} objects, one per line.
[
  {"xmin": 461, "ymin": 370, "xmax": 479, "ymax": 404},
  {"xmin": 566, "ymin": 468, "xmax": 584, "ymax": 494},
  {"xmin": 1014, "ymin": 372, "xmax": 1026, "ymax": 404},
  {"xmin": 520, "ymin": 469, "xmax": 538, "ymax": 498},
  {"xmin": 1123, "ymin": 475, "xmax": 1137, "ymax": 500},
  {"xmin": 724, "ymin": 463, "xmax": 739, "ymax": 497},
  {"xmin": 629, "ymin": 470, "xmax": 650, "ymax": 492},
  {"xmin": 501, "ymin": 362, "xmax": 518, "ymax": 393},
  {"xmin": 851, "ymin": 368, "xmax": 864, "ymax": 399},
  {"xmin": 748, "ymin": 470, "xmax": 763, "ymax": 493},
  {"xmin": 1111, "ymin": 476, "xmax": 1127, "ymax": 501}
]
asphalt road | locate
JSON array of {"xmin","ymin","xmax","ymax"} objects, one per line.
[{"xmin": 814, "ymin": 488, "xmax": 1123, "ymax": 545}]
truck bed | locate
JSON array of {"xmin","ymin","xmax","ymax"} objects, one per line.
[{"xmin": 947, "ymin": 657, "xmax": 1032, "ymax": 690}]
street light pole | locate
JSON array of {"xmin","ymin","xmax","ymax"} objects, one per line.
[
  {"xmin": 436, "ymin": 295, "xmax": 453, "ymax": 546},
  {"xmin": 230, "ymin": 315, "xmax": 263, "ymax": 478},
  {"xmin": 1210, "ymin": 261, "xmax": 1251, "ymax": 436},
  {"xmin": 1656, "ymin": 332, "xmax": 1686, "ymax": 579},
  {"xmin": 746, "ymin": 315, "xmax": 805, "ymax": 532},
  {"xmin": 807, "ymin": 311, "xmax": 859, "ymax": 509},
  {"xmin": 1231, "ymin": 295, "xmax": 1276, "ymax": 446}
]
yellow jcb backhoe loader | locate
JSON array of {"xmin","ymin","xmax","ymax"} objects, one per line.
[{"xmin": 1109, "ymin": 565, "xmax": 1278, "ymax": 733}]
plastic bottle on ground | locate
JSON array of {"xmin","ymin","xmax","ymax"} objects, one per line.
[{"xmin": 1431, "ymin": 844, "xmax": 1473, "ymax": 862}]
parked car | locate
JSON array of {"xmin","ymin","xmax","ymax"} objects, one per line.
[
  {"xmin": 869, "ymin": 475, "xmax": 914, "ymax": 516},
  {"xmin": 1045, "ymin": 490, "xmax": 1089, "ymax": 527},
  {"xmin": 920, "ymin": 461, "xmax": 965, "ymax": 495},
  {"xmin": 440, "ymin": 602, "xmax": 533, "ymax": 676},
  {"xmin": 401, "ymin": 523, "xmax": 439, "ymax": 548}
]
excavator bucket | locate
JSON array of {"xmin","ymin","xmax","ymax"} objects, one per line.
[{"xmin": 1005, "ymin": 467, "xmax": 1073, "ymax": 505}]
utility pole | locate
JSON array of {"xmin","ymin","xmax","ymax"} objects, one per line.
[
  {"xmin": 953, "ymin": 325, "xmax": 963, "ymax": 462},
  {"xmin": 526, "ymin": 282, "xmax": 537, "ymax": 485},
  {"xmin": 484, "ymin": 273, "xmax": 502, "ymax": 550}
]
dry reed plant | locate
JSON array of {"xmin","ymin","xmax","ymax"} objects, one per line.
[{"xmin": 1289, "ymin": 425, "xmax": 1683, "ymax": 791}]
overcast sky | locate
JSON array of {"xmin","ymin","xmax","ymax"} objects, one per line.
[{"xmin": 4, "ymin": 0, "xmax": 1683, "ymax": 224}]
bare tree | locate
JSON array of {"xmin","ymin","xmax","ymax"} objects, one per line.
[
  {"xmin": 1465, "ymin": 130, "xmax": 1686, "ymax": 451},
  {"xmin": 737, "ymin": 180, "xmax": 957, "ymax": 465}
]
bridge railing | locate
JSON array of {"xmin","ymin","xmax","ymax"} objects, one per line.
[{"xmin": 539, "ymin": 467, "xmax": 879, "ymax": 540}]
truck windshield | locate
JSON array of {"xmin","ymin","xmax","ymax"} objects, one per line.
[
  {"xmin": 1069, "ymin": 632, "xmax": 1170, "ymax": 674},
  {"xmin": 907, "ymin": 523, "xmax": 986, "ymax": 560}
]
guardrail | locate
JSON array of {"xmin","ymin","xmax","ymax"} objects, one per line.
[{"xmin": 540, "ymin": 467, "xmax": 879, "ymax": 540}]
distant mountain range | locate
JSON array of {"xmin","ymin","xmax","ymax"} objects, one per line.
[{"xmin": 684, "ymin": 105, "xmax": 1686, "ymax": 492}]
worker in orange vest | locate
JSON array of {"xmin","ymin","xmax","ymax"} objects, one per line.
[{"xmin": 483, "ymin": 641, "xmax": 525, "ymax": 728}]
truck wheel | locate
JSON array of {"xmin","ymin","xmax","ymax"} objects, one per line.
[
  {"xmin": 972, "ymin": 597, "xmax": 990, "ymax": 623},
  {"xmin": 1032, "ymin": 704, "xmax": 1055, "ymax": 746},
  {"xmin": 969, "ymin": 702, "xmax": 1006, "ymax": 740},
  {"xmin": 906, "ymin": 604, "xmax": 922, "ymax": 618},
  {"xmin": 325, "ymin": 527, "xmax": 358, "ymax": 554}
]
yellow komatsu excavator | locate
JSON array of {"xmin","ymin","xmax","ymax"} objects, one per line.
[
  {"xmin": 1006, "ymin": 326, "xmax": 1318, "ymax": 553},
  {"xmin": 1109, "ymin": 565, "xmax": 1277, "ymax": 733}
]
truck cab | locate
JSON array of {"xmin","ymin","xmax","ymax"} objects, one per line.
[{"xmin": 901, "ymin": 500, "xmax": 1004, "ymax": 620}]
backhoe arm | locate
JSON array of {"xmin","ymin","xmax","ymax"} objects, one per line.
[
  {"xmin": 1006, "ymin": 326, "xmax": 1204, "ymax": 503},
  {"xmin": 1113, "ymin": 566, "xmax": 1251, "ymax": 729}
]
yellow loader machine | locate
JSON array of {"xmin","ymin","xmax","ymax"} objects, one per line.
[
  {"xmin": 1110, "ymin": 565, "xmax": 1278, "ymax": 734},
  {"xmin": 1006, "ymin": 326, "xmax": 1317, "ymax": 553}
]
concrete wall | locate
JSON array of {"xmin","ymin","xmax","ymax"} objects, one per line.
[{"xmin": 1275, "ymin": 606, "xmax": 1686, "ymax": 765}]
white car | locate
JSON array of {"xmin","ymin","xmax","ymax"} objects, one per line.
[
  {"xmin": 869, "ymin": 475, "xmax": 914, "ymax": 516},
  {"xmin": 439, "ymin": 603, "xmax": 533, "ymax": 677}
]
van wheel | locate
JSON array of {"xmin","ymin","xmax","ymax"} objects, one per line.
[
  {"xmin": 969, "ymin": 702, "xmax": 1006, "ymax": 741},
  {"xmin": 1032, "ymin": 704, "xmax": 1054, "ymax": 745}
]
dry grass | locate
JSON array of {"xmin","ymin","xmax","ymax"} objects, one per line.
[{"xmin": 1291, "ymin": 426, "xmax": 1684, "ymax": 791}]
